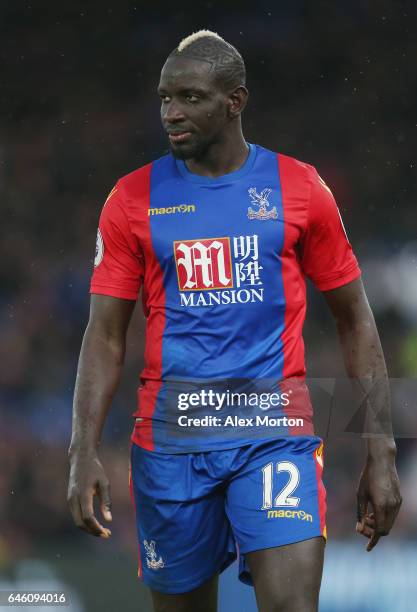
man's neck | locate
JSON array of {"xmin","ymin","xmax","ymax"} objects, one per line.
[{"xmin": 185, "ymin": 132, "xmax": 249, "ymax": 178}]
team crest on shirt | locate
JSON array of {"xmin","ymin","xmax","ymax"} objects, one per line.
[
  {"xmin": 94, "ymin": 229, "xmax": 104, "ymax": 267},
  {"xmin": 143, "ymin": 540, "xmax": 165, "ymax": 570},
  {"xmin": 247, "ymin": 187, "xmax": 278, "ymax": 220}
]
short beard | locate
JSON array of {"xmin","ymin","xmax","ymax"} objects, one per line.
[
  {"xmin": 169, "ymin": 145, "xmax": 193, "ymax": 160},
  {"xmin": 169, "ymin": 137, "xmax": 211, "ymax": 161}
]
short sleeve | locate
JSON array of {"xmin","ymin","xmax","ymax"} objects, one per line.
[
  {"xmin": 300, "ymin": 168, "xmax": 361, "ymax": 291},
  {"xmin": 90, "ymin": 182, "xmax": 144, "ymax": 300}
]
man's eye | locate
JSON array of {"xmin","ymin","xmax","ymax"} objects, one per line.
[
  {"xmin": 160, "ymin": 95, "xmax": 170, "ymax": 103},
  {"xmin": 186, "ymin": 95, "xmax": 199, "ymax": 103}
]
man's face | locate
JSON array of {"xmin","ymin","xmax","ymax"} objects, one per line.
[{"xmin": 158, "ymin": 57, "xmax": 229, "ymax": 160}]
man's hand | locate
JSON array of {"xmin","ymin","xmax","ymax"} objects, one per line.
[
  {"xmin": 68, "ymin": 297, "xmax": 135, "ymax": 537},
  {"xmin": 67, "ymin": 451, "xmax": 113, "ymax": 538},
  {"xmin": 356, "ymin": 454, "xmax": 402, "ymax": 551}
]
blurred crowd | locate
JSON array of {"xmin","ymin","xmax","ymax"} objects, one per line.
[{"xmin": 1, "ymin": 1, "xmax": 416, "ymax": 573}]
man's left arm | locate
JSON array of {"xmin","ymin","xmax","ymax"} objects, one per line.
[{"xmin": 323, "ymin": 277, "xmax": 402, "ymax": 551}]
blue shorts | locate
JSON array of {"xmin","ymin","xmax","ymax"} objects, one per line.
[{"xmin": 129, "ymin": 436, "xmax": 327, "ymax": 594}]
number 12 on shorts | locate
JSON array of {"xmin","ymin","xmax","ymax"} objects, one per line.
[{"xmin": 261, "ymin": 461, "xmax": 300, "ymax": 510}]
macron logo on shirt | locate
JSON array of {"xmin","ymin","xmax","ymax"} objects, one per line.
[{"xmin": 148, "ymin": 204, "xmax": 196, "ymax": 216}]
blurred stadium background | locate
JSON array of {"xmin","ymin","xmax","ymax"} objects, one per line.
[{"xmin": 1, "ymin": 2, "xmax": 416, "ymax": 610}]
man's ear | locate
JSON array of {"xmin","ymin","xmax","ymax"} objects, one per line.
[{"xmin": 228, "ymin": 86, "xmax": 249, "ymax": 118}]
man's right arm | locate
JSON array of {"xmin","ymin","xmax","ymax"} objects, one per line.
[{"xmin": 67, "ymin": 294, "xmax": 135, "ymax": 537}]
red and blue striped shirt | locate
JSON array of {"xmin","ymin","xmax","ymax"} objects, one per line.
[{"xmin": 90, "ymin": 144, "xmax": 360, "ymax": 452}]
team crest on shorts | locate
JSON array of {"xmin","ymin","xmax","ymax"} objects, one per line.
[
  {"xmin": 247, "ymin": 187, "xmax": 278, "ymax": 220},
  {"xmin": 143, "ymin": 540, "xmax": 165, "ymax": 570}
]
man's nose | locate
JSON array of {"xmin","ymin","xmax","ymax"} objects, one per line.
[{"xmin": 163, "ymin": 100, "xmax": 186, "ymax": 123}]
